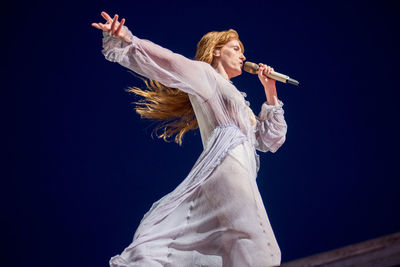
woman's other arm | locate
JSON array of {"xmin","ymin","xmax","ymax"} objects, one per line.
[
  {"xmin": 92, "ymin": 12, "xmax": 214, "ymax": 101},
  {"xmin": 254, "ymin": 64, "xmax": 287, "ymax": 152}
]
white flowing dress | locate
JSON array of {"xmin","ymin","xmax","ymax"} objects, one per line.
[{"xmin": 101, "ymin": 27, "xmax": 287, "ymax": 267}]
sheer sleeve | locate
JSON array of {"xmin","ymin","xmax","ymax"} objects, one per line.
[
  {"xmin": 255, "ymin": 101, "xmax": 287, "ymax": 153},
  {"xmin": 101, "ymin": 27, "xmax": 215, "ymax": 101}
]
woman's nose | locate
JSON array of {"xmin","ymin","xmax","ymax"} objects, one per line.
[{"xmin": 240, "ymin": 54, "xmax": 246, "ymax": 61}]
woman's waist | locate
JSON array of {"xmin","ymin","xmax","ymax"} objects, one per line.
[
  {"xmin": 200, "ymin": 123, "xmax": 254, "ymax": 145},
  {"xmin": 226, "ymin": 141, "xmax": 259, "ymax": 176}
]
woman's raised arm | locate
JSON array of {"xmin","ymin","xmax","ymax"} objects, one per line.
[{"xmin": 92, "ymin": 12, "xmax": 215, "ymax": 101}]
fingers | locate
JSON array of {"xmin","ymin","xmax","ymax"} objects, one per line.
[
  {"xmin": 115, "ymin": 18, "xmax": 125, "ymax": 36},
  {"xmin": 109, "ymin": 14, "xmax": 118, "ymax": 35},
  {"xmin": 92, "ymin": 11, "xmax": 114, "ymax": 31},
  {"xmin": 258, "ymin": 65, "xmax": 266, "ymax": 82},
  {"xmin": 101, "ymin": 11, "xmax": 113, "ymax": 23},
  {"xmin": 99, "ymin": 22, "xmax": 110, "ymax": 31},
  {"xmin": 258, "ymin": 63, "xmax": 274, "ymax": 75},
  {"xmin": 93, "ymin": 12, "xmax": 127, "ymax": 40},
  {"xmin": 258, "ymin": 63, "xmax": 266, "ymax": 80},
  {"xmin": 91, "ymin": 23, "xmax": 102, "ymax": 30},
  {"xmin": 257, "ymin": 63, "xmax": 275, "ymax": 86},
  {"xmin": 91, "ymin": 22, "xmax": 109, "ymax": 31},
  {"xmin": 269, "ymin": 66, "xmax": 274, "ymax": 74}
]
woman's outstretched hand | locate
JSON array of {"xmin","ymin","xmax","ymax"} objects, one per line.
[{"xmin": 92, "ymin": 11, "xmax": 132, "ymax": 43}]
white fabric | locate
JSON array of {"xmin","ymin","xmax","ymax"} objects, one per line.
[{"xmin": 101, "ymin": 27, "xmax": 287, "ymax": 267}]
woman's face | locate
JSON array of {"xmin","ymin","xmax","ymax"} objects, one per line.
[{"xmin": 214, "ymin": 39, "xmax": 246, "ymax": 79}]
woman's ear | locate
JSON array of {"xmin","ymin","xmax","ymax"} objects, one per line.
[{"xmin": 213, "ymin": 48, "xmax": 221, "ymax": 58}]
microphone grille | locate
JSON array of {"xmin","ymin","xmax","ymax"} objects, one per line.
[{"xmin": 243, "ymin": 61, "xmax": 259, "ymax": 74}]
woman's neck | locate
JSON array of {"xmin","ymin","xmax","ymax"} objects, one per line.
[{"xmin": 212, "ymin": 62, "xmax": 230, "ymax": 80}]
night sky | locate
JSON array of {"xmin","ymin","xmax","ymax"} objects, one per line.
[{"xmin": 3, "ymin": 1, "xmax": 400, "ymax": 266}]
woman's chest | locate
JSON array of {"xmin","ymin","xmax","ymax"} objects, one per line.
[{"xmin": 217, "ymin": 82, "xmax": 257, "ymax": 127}]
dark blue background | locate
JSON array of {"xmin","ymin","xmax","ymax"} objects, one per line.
[{"xmin": 3, "ymin": 1, "xmax": 400, "ymax": 266}]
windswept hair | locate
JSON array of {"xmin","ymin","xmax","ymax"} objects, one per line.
[{"xmin": 127, "ymin": 29, "xmax": 244, "ymax": 145}]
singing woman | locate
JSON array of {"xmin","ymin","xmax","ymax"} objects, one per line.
[{"xmin": 92, "ymin": 11, "xmax": 287, "ymax": 267}]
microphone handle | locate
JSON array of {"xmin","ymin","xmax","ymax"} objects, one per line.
[{"xmin": 263, "ymin": 69, "xmax": 299, "ymax": 86}]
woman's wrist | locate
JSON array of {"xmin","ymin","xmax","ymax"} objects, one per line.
[
  {"xmin": 264, "ymin": 85, "xmax": 279, "ymax": 105},
  {"xmin": 266, "ymin": 96, "xmax": 279, "ymax": 106}
]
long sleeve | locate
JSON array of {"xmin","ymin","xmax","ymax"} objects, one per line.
[
  {"xmin": 101, "ymin": 27, "xmax": 215, "ymax": 101},
  {"xmin": 255, "ymin": 101, "xmax": 287, "ymax": 153}
]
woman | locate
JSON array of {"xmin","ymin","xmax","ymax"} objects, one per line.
[{"xmin": 92, "ymin": 11, "xmax": 287, "ymax": 267}]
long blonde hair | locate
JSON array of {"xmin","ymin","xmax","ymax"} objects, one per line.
[{"xmin": 127, "ymin": 29, "xmax": 244, "ymax": 145}]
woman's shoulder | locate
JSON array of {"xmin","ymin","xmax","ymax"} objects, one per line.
[
  {"xmin": 192, "ymin": 60, "xmax": 213, "ymax": 71},
  {"xmin": 191, "ymin": 60, "xmax": 218, "ymax": 82}
]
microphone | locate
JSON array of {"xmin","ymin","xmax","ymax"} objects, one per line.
[{"xmin": 243, "ymin": 61, "xmax": 299, "ymax": 86}]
